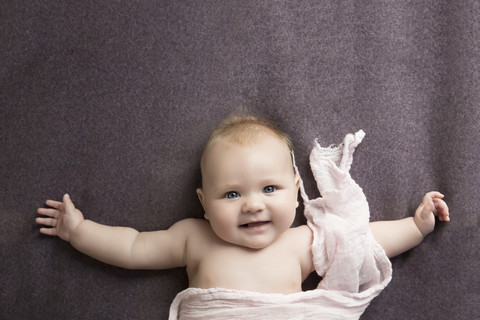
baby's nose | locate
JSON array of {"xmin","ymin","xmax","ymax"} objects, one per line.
[{"xmin": 242, "ymin": 195, "xmax": 265, "ymax": 214}]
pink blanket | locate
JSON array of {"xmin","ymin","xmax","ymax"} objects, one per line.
[{"xmin": 169, "ymin": 131, "xmax": 392, "ymax": 319}]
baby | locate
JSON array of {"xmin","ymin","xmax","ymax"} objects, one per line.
[{"xmin": 36, "ymin": 115, "xmax": 450, "ymax": 318}]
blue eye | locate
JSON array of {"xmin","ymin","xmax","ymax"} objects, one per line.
[
  {"xmin": 263, "ymin": 186, "xmax": 277, "ymax": 193},
  {"xmin": 225, "ymin": 191, "xmax": 240, "ymax": 199}
]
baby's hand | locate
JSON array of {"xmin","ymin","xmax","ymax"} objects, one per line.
[
  {"xmin": 414, "ymin": 191, "xmax": 450, "ymax": 237},
  {"xmin": 36, "ymin": 194, "xmax": 84, "ymax": 242}
]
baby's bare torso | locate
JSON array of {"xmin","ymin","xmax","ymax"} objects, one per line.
[{"xmin": 184, "ymin": 219, "xmax": 313, "ymax": 294}]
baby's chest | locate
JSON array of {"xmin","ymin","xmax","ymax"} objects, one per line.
[{"xmin": 191, "ymin": 248, "xmax": 303, "ymax": 294}]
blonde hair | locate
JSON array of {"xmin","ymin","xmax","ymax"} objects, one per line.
[{"xmin": 200, "ymin": 115, "xmax": 294, "ymax": 174}]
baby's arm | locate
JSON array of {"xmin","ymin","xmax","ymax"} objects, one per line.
[
  {"xmin": 369, "ymin": 191, "xmax": 450, "ymax": 258},
  {"xmin": 36, "ymin": 194, "xmax": 190, "ymax": 269}
]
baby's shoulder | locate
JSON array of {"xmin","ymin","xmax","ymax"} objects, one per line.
[
  {"xmin": 282, "ymin": 225, "xmax": 314, "ymax": 275},
  {"xmin": 277, "ymin": 225, "xmax": 313, "ymax": 254},
  {"xmin": 173, "ymin": 218, "xmax": 218, "ymax": 245},
  {"xmin": 171, "ymin": 218, "xmax": 210, "ymax": 235},
  {"xmin": 284, "ymin": 225, "xmax": 313, "ymax": 244}
]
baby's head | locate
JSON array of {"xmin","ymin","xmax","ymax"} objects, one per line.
[
  {"xmin": 199, "ymin": 115, "xmax": 294, "ymax": 171},
  {"xmin": 197, "ymin": 115, "xmax": 300, "ymax": 249}
]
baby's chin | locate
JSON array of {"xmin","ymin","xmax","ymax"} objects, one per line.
[
  {"xmin": 212, "ymin": 225, "xmax": 284, "ymax": 250},
  {"xmin": 230, "ymin": 236, "xmax": 279, "ymax": 251}
]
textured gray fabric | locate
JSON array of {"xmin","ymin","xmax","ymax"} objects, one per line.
[{"xmin": 1, "ymin": 1, "xmax": 478, "ymax": 319}]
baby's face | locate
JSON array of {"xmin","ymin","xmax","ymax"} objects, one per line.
[{"xmin": 197, "ymin": 133, "xmax": 299, "ymax": 249}]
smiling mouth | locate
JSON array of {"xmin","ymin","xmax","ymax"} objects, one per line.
[{"xmin": 240, "ymin": 221, "xmax": 271, "ymax": 228}]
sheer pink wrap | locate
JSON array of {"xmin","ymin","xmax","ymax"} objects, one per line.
[{"xmin": 169, "ymin": 131, "xmax": 392, "ymax": 320}]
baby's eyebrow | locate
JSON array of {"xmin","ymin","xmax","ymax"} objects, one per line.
[
  {"xmin": 259, "ymin": 177, "xmax": 284, "ymax": 185},
  {"xmin": 216, "ymin": 183, "xmax": 242, "ymax": 192}
]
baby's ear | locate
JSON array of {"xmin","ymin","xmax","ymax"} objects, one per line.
[
  {"xmin": 196, "ymin": 188, "xmax": 206, "ymax": 210},
  {"xmin": 196, "ymin": 188, "xmax": 209, "ymax": 220},
  {"xmin": 295, "ymin": 176, "xmax": 301, "ymax": 208}
]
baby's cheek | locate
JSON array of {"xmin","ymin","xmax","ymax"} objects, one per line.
[{"xmin": 211, "ymin": 215, "xmax": 235, "ymax": 234}]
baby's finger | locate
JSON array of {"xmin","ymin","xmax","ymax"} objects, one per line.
[
  {"xmin": 63, "ymin": 194, "xmax": 75, "ymax": 211},
  {"xmin": 35, "ymin": 217, "xmax": 57, "ymax": 227},
  {"xmin": 45, "ymin": 199, "xmax": 63, "ymax": 209},
  {"xmin": 37, "ymin": 208, "xmax": 59, "ymax": 218},
  {"xmin": 433, "ymin": 199, "xmax": 450, "ymax": 221},
  {"xmin": 420, "ymin": 196, "xmax": 435, "ymax": 212},
  {"xmin": 424, "ymin": 191, "xmax": 444, "ymax": 201},
  {"xmin": 39, "ymin": 227, "xmax": 58, "ymax": 236},
  {"xmin": 433, "ymin": 198, "xmax": 448, "ymax": 210}
]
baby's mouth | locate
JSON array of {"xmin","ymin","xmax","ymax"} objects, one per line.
[{"xmin": 240, "ymin": 221, "xmax": 270, "ymax": 228}]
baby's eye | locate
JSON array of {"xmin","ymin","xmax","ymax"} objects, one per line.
[
  {"xmin": 225, "ymin": 191, "xmax": 240, "ymax": 199},
  {"xmin": 263, "ymin": 186, "xmax": 277, "ymax": 193}
]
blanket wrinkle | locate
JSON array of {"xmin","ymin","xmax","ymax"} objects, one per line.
[{"xmin": 169, "ymin": 130, "xmax": 392, "ymax": 320}]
